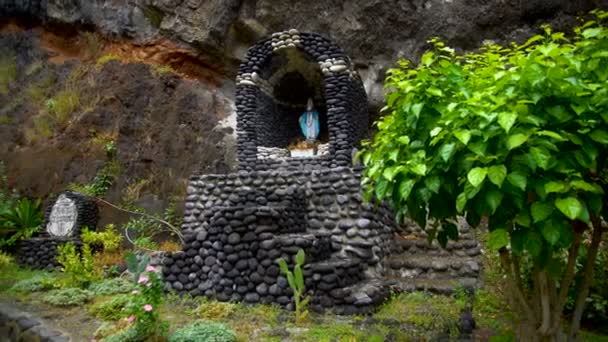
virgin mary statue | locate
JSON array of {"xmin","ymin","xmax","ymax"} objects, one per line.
[{"xmin": 299, "ymin": 98, "xmax": 320, "ymax": 141}]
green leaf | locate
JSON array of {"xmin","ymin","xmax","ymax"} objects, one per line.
[
  {"xmin": 456, "ymin": 193, "xmax": 467, "ymax": 213},
  {"xmin": 424, "ymin": 176, "xmax": 441, "ymax": 194},
  {"xmin": 530, "ymin": 146, "xmax": 551, "ymax": 170},
  {"xmin": 399, "ymin": 179, "xmax": 416, "ymax": 199},
  {"xmin": 278, "ymin": 259, "xmax": 289, "ymax": 276},
  {"xmin": 488, "ymin": 165, "xmax": 507, "ymax": 187},
  {"xmin": 486, "ymin": 190, "xmax": 504, "ymax": 214},
  {"xmin": 287, "ymin": 272, "xmax": 295, "ymax": 290},
  {"xmin": 555, "ymin": 197, "xmax": 583, "ymax": 220},
  {"xmin": 507, "ymin": 134, "xmax": 528, "ymax": 150},
  {"xmin": 589, "ymin": 129, "xmax": 608, "ymax": 144},
  {"xmin": 531, "ymin": 202, "xmax": 553, "ymax": 223},
  {"xmin": 467, "ymin": 167, "xmax": 488, "ymax": 187},
  {"xmin": 525, "ymin": 232, "xmax": 543, "ymax": 257},
  {"xmin": 545, "ymin": 181, "xmax": 566, "ymax": 193},
  {"xmin": 454, "ymin": 130, "xmax": 471, "ymax": 145},
  {"xmin": 388, "ymin": 149, "xmax": 399, "ymax": 162},
  {"xmin": 375, "ymin": 178, "xmax": 389, "ymax": 200},
  {"xmin": 541, "ymin": 220, "xmax": 561, "ymax": 245},
  {"xmin": 409, "ymin": 163, "xmax": 427, "ymax": 176},
  {"xmin": 295, "ymin": 249, "xmax": 305, "ymax": 265},
  {"xmin": 498, "ymin": 112, "xmax": 517, "ymax": 133},
  {"xmin": 507, "ymin": 172, "xmax": 527, "ymax": 191},
  {"xmin": 582, "ymin": 27, "xmax": 602, "ymax": 38},
  {"xmin": 426, "ymin": 87, "xmax": 443, "ymax": 97},
  {"xmin": 294, "ymin": 264, "xmax": 304, "ymax": 290},
  {"xmin": 398, "ymin": 136, "xmax": 411, "ymax": 145},
  {"xmin": 438, "ymin": 143, "xmax": 456, "ymax": 162},
  {"xmin": 411, "ymin": 103, "xmax": 424, "ymax": 117},
  {"xmin": 487, "ymin": 229, "xmax": 509, "ymax": 251},
  {"xmin": 511, "ymin": 229, "xmax": 528, "ymax": 255},
  {"xmin": 383, "ymin": 166, "xmax": 400, "ymax": 181},
  {"xmin": 570, "ymin": 180, "xmax": 601, "ymax": 193},
  {"xmin": 514, "ymin": 211, "xmax": 531, "ymax": 227}
]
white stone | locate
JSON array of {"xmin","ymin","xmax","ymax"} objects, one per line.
[
  {"xmin": 329, "ymin": 65, "xmax": 348, "ymax": 72},
  {"xmin": 46, "ymin": 194, "xmax": 78, "ymax": 237}
]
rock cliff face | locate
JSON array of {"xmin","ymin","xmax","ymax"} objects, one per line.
[
  {"xmin": 2, "ymin": 0, "xmax": 606, "ymax": 107},
  {"xmin": 1, "ymin": 0, "xmax": 607, "ymax": 214}
]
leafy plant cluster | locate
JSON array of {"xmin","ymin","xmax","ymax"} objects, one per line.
[
  {"xmin": 88, "ymin": 277, "xmax": 133, "ymax": 296},
  {"xmin": 0, "ymin": 162, "xmax": 43, "ymax": 248},
  {"xmin": 168, "ymin": 320, "xmax": 236, "ymax": 342},
  {"xmin": 10, "ymin": 274, "xmax": 57, "ymax": 293},
  {"xmin": 90, "ymin": 294, "xmax": 131, "ymax": 320},
  {"xmin": 82, "ymin": 224, "xmax": 123, "ymax": 252},
  {"xmin": 278, "ymin": 249, "xmax": 310, "ymax": 324},
  {"xmin": 42, "ymin": 287, "xmax": 92, "ymax": 306},
  {"xmin": 68, "ymin": 160, "xmax": 120, "ymax": 197},
  {"xmin": 56, "ymin": 242, "xmax": 98, "ymax": 288},
  {"xmin": 361, "ymin": 10, "xmax": 608, "ymax": 340}
]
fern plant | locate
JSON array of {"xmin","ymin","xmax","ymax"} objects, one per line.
[
  {"xmin": 277, "ymin": 249, "xmax": 311, "ymax": 324},
  {"xmin": 0, "ymin": 198, "xmax": 42, "ymax": 247}
]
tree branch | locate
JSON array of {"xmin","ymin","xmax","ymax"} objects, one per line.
[
  {"xmin": 568, "ymin": 218, "xmax": 603, "ymax": 341},
  {"xmin": 550, "ymin": 229, "xmax": 582, "ymax": 334},
  {"xmin": 93, "ymin": 196, "xmax": 184, "ymax": 245},
  {"xmin": 499, "ymin": 248, "xmax": 536, "ymax": 324}
]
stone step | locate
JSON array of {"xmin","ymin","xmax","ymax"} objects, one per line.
[
  {"xmin": 384, "ymin": 254, "xmax": 481, "ymax": 279},
  {"xmin": 390, "ymin": 236, "xmax": 482, "ymax": 257},
  {"xmin": 385, "ymin": 277, "xmax": 480, "ymax": 295}
]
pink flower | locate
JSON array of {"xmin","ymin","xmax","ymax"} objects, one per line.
[
  {"xmin": 146, "ymin": 265, "xmax": 156, "ymax": 272},
  {"xmin": 138, "ymin": 275, "xmax": 149, "ymax": 284},
  {"xmin": 143, "ymin": 304, "xmax": 153, "ymax": 312},
  {"xmin": 126, "ymin": 315, "xmax": 136, "ymax": 323},
  {"xmin": 132, "ymin": 289, "xmax": 138, "ymax": 294}
]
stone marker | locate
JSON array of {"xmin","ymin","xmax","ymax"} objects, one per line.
[{"xmin": 46, "ymin": 194, "xmax": 78, "ymax": 237}]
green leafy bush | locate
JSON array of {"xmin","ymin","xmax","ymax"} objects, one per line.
[
  {"xmin": 361, "ymin": 11, "xmax": 608, "ymax": 340},
  {"xmin": 42, "ymin": 288, "xmax": 92, "ymax": 306},
  {"xmin": 89, "ymin": 294, "xmax": 131, "ymax": 320},
  {"xmin": 82, "ymin": 224, "xmax": 123, "ymax": 252},
  {"xmin": 56, "ymin": 242, "xmax": 98, "ymax": 288},
  {"xmin": 169, "ymin": 320, "xmax": 236, "ymax": 342},
  {"xmin": 0, "ymin": 251, "xmax": 13, "ymax": 268},
  {"xmin": 277, "ymin": 249, "xmax": 310, "ymax": 324},
  {"xmin": 68, "ymin": 160, "xmax": 120, "ymax": 197},
  {"xmin": 10, "ymin": 274, "xmax": 56, "ymax": 292},
  {"xmin": 0, "ymin": 198, "xmax": 43, "ymax": 247},
  {"xmin": 88, "ymin": 278, "xmax": 133, "ymax": 296}
]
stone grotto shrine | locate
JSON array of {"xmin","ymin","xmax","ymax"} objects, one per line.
[
  {"xmin": 161, "ymin": 30, "xmax": 396, "ymax": 313},
  {"xmin": 17, "ymin": 191, "xmax": 99, "ymax": 269},
  {"xmin": 161, "ymin": 30, "xmax": 482, "ymax": 313}
]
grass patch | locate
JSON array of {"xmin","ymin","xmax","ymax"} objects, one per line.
[
  {"xmin": 89, "ymin": 293, "xmax": 130, "ymax": 320},
  {"xmin": 88, "ymin": 277, "xmax": 133, "ymax": 296},
  {"xmin": 0, "ymin": 52, "xmax": 17, "ymax": 95},
  {"xmin": 96, "ymin": 53, "xmax": 121, "ymax": 68},
  {"xmin": 47, "ymin": 89, "xmax": 80, "ymax": 124}
]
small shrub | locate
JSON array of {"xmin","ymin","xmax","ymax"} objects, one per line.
[
  {"xmin": 89, "ymin": 294, "xmax": 131, "ymax": 320},
  {"xmin": 0, "ymin": 251, "xmax": 13, "ymax": 268},
  {"xmin": 56, "ymin": 242, "xmax": 98, "ymax": 288},
  {"xmin": 191, "ymin": 298, "xmax": 237, "ymax": 321},
  {"xmin": 0, "ymin": 197, "xmax": 43, "ymax": 247},
  {"xmin": 32, "ymin": 115, "xmax": 54, "ymax": 138},
  {"xmin": 93, "ymin": 250, "xmax": 125, "ymax": 275},
  {"xmin": 277, "ymin": 249, "xmax": 310, "ymax": 324},
  {"xmin": 82, "ymin": 224, "xmax": 123, "ymax": 251},
  {"xmin": 122, "ymin": 263, "xmax": 168, "ymax": 339},
  {"xmin": 47, "ymin": 90, "xmax": 80, "ymax": 125},
  {"xmin": 89, "ymin": 278, "xmax": 133, "ymax": 296},
  {"xmin": 159, "ymin": 240, "xmax": 182, "ymax": 252},
  {"xmin": 134, "ymin": 236, "xmax": 158, "ymax": 250},
  {"xmin": 10, "ymin": 274, "xmax": 56, "ymax": 292},
  {"xmin": 169, "ymin": 320, "xmax": 236, "ymax": 342},
  {"xmin": 0, "ymin": 53, "xmax": 17, "ymax": 95},
  {"xmin": 68, "ymin": 160, "xmax": 120, "ymax": 197},
  {"xmin": 102, "ymin": 326, "xmax": 139, "ymax": 342},
  {"xmin": 42, "ymin": 288, "xmax": 92, "ymax": 306}
]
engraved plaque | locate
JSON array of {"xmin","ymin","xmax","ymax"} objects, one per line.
[{"xmin": 46, "ymin": 194, "xmax": 78, "ymax": 237}]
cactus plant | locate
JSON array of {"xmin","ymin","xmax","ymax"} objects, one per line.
[{"xmin": 277, "ymin": 249, "xmax": 310, "ymax": 324}]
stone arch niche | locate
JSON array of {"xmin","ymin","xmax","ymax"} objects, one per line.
[{"xmin": 235, "ymin": 30, "xmax": 369, "ymax": 171}]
